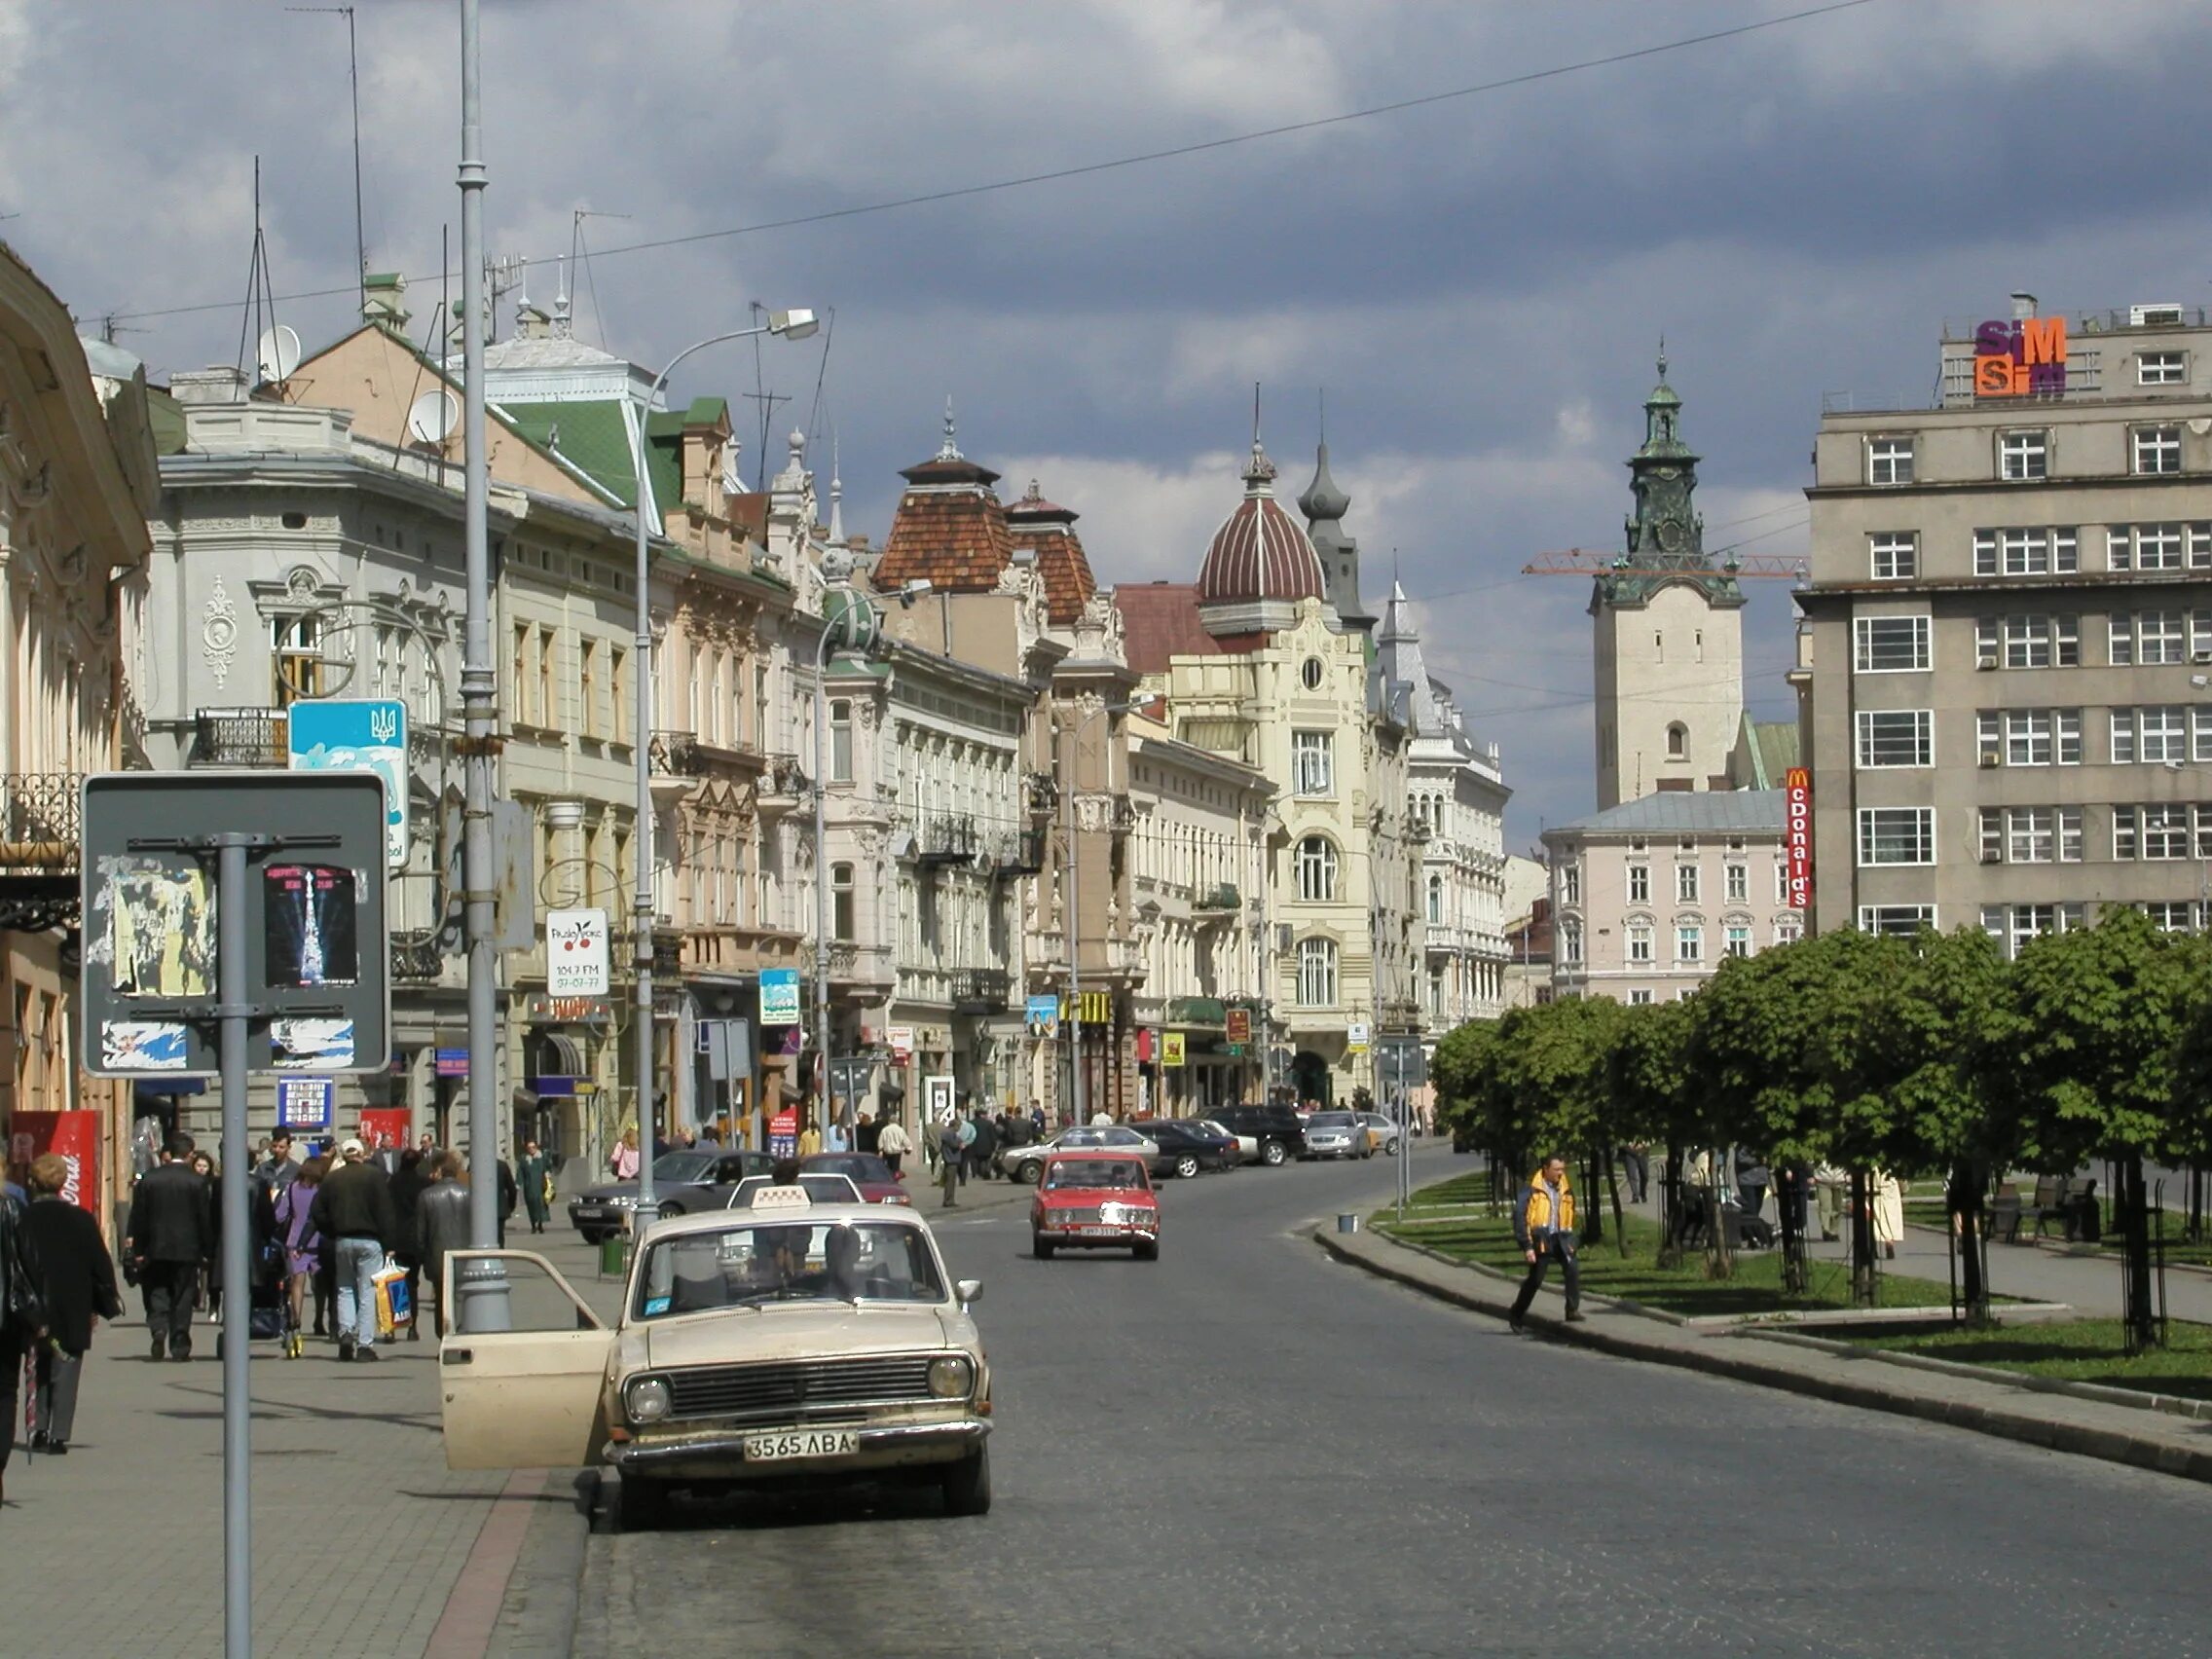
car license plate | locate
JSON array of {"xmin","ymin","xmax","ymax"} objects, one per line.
[
  {"xmin": 1077, "ymin": 1226, "xmax": 1121, "ymax": 1237},
  {"xmin": 744, "ymin": 1429, "xmax": 860, "ymax": 1461}
]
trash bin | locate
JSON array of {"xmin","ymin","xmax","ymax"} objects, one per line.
[
  {"xmin": 1337, "ymin": 1213, "xmax": 1361, "ymax": 1235},
  {"xmin": 599, "ymin": 1233, "xmax": 629, "ymax": 1277}
]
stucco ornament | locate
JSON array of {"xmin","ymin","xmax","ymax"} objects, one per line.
[{"xmin": 203, "ymin": 573, "xmax": 239, "ymax": 688}]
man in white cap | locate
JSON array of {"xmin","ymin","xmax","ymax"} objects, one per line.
[{"xmin": 308, "ymin": 1137, "xmax": 398, "ymax": 1361}]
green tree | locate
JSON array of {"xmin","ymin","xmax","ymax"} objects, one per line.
[{"xmin": 1606, "ymin": 999, "xmax": 1693, "ymax": 1260}]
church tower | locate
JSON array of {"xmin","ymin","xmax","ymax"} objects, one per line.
[
  {"xmin": 1590, "ymin": 354, "xmax": 1746, "ymax": 809},
  {"xmin": 1299, "ymin": 432, "xmax": 1374, "ymax": 634}
]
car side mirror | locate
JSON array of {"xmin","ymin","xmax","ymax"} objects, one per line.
[{"xmin": 955, "ymin": 1278, "xmax": 983, "ymax": 1309}]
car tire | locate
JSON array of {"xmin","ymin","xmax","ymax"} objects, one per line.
[
  {"xmin": 1033, "ymin": 1234, "xmax": 1054, "ymax": 1260},
  {"xmin": 614, "ymin": 1473, "xmax": 668, "ymax": 1532},
  {"xmin": 1014, "ymin": 1161, "xmax": 1042, "ymax": 1185},
  {"xmin": 1133, "ymin": 1239, "xmax": 1160, "ymax": 1262},
  {"xmin": 658, "ymin": 1202, "xmax": 685, "ymax": 1218},
  {"xmin": 1262, "ymin": 1140, "xmax": 1287, "ymax": 1167},
  {"xmin": 1173, "ymin": 1154, "xmax": 1199, "ymax": 1180},
  {"xmin": 941, "ymin": 1444, "xmax": 992, "ymax": 1517}
]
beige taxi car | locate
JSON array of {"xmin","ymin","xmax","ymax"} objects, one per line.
[{"xmin": 437, "ymin": 1191, "xmax": 993, "ymax": 1529}]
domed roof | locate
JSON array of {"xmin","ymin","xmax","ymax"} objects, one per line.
[{"xmin": 1197, "ymin": 440, "xmax": 1325, "ymax": 606}]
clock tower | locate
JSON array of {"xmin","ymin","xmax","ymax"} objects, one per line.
[{"xmin": 1590, "ymin": 353, "xmax": 1746, "ymax": 809}]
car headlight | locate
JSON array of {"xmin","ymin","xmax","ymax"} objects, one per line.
[
  {"xmin": 608, "ymin": 1194, "xmax": 637, "ymax": 1208},
  {"xmin": 624, "ymin": 1375, "xmax": 672, "ymax": 1423},
  {"xmin": 928, "ymin": 1355, "xmax": 974, "ymax": 1398}
]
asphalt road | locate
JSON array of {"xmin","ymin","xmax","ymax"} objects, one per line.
[{"xmin": 565, "ymin": 1146, "xmax": 2212, "ymax": 1658}]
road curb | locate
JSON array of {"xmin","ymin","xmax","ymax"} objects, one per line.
[{"xmin": 1314, "ymin": 1225, "xmax": 2212, "ymax": 1488}]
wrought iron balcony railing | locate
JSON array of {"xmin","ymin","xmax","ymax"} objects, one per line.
[
  {"xmin": 390, "ymin": 930, "xmax": 446, "ymax": 982},
  {"xmin": 194, "ymin": 707, "xmax": 289, "ymax": 767},
  {"xmin": 1194, "ymin": 882, "xmax": 1240, "ymax": 913},
  {"xmin": 953, "ymin": 968, "xmax": 1012, "ymax": 1014},
  {"xmin": 1024, "ymin": 771, "xmax": 1058, "ymax": 817},
  {"xmin": 916, "ymin": 814, "xmax": 977, "ymax": 866},
  {"xmin": 649, "ymin": 732, "xmax": 708, "ymax": 777},
  {"xmin": 993, "ymin": 828, "xmax": 1046, "ymax": 875},
  {"xmin": 0, "ymin": 774, "xmax": 81, "ymax": 870}
]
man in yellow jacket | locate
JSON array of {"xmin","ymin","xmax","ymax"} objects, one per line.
[{"xmin": 1509, "ymin": 1156, "xmax": 1583, "ymax": 1332}]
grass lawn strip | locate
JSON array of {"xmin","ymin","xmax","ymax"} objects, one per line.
[
  {"xmin": 1376, "ymin": 1202, "xmax": 1959, "ymax": 1318},
  {"xmin": 1841, "ymin": 1316, "xmax": 2212, "ymax": 1402}
]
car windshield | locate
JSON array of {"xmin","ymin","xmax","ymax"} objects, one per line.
[
  {"xmin": 635, "ymin": 1220, "xmax": 945, "ymax": 1316},
  {"xmin": 1046, "ymin": 1158, "xmax": 1147, "ymax": 1190},
  {"xmin": 649, "ymin": 1151, "xmax": 718, "ymax": 1184},
  {"xmin": 803, "ymin": 1153, "xmax": 897, "ymax": 1184},
  {"xmin": 1200, "ymin": 1120, "xmax": 1235, "ymax": 1137},
  {"xmin": 1309, "ymin": 1113, "xmax": 1358, "ymax": 1129}
]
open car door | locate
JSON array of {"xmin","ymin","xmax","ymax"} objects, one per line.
[{"xmin": 439, "ymin": 1248, "xmax": 615, "ymax": 1471}]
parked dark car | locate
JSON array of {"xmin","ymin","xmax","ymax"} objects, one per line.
[
  {"xmin": 1209, "ymin": 1104, "xmax": 1307, "ymax": 1167},
  {"xmin": 1133, "ymin": 1119, "xmax": 1235, "ymax": 1179},
  {"xmin": 799, "ymin": 1152, "xmax": 914, "ymax": 1206},
  {"xmin": 567, "ymin": 1148, "xmax": 775, "ymax": 1240}
]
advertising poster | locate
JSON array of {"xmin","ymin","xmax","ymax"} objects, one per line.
[
  {"xmin": 759, "ymin": 968, "xmax": 801, "ymax": 1025},
  {"xmin": 1161, "ymin": 1031, "xmax": 1187, "ymax": 1068},
  {"xmin": 545, "ymin": 907, "xmax": 610, "ymax": 997},
  {"xmin": 924, "ymin": 1075, "xmax": 955, "ymax": 1124},
  {"xmin": 7, "ymin": 1110, "xmax": 100, "ymax": 1218},
  {"xmin": 288, "ymin": 697, "xmax": 410, "ymax": 867},
  {"xmin": 357, "ymin": 1108, "xmax": 412, "ymax": 1151},
  {"xmin": 769, "ymin": 1106, "xmax": 798, "ymax": 1161},
  {"xmin": 887, "ymin": 1025, "xmax": 914, "ymax": 1064},
  {"xmin": 104, "ymin": 856, "xmax": 215, "ymax": 998},
  {"xmin": 276, "ymin": 1077, "xmax": 335, "ymax": 1131},
  {"xmin": 1024, "ymin": 994, "xmax": 1059, "ymax": 1041},
  {"xmin": 264, "ymin": 864, "xmax": 361, "ymax": 988},
  {"xmin": 272, "ymin": 1017, "xmax": 355, "ymax": 1071},
  {"xmin": 102, "ymin": 1021, "xmax": 188, "ymax": 1071}
]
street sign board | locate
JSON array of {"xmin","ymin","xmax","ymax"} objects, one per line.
[
  {"xmin": 81, "ymin": 771, "xmax": 390, "ymax": 1077},
  {"xmin": 435, "ymin": 1048, "xmax": 469, "ymax": 1078},
  {"xmin": 759, "ymin": 968, "xmax": 801, "ymax": 1024},
  {"xmin": 769, "ymin": 1106, "xmax": 798, "ymax": 1160},
  {"xmin": 545, "ymin": 907, "xmax": 609, "ymax": 996},
  {"xmin": 276, "ymin": 1077, "xmax": 334, "ymax": 1130},
  {"xmin": 1346, "ymin": 1020, "xmax": 1371, "ymax": 1055},
  {"xmin": 1225, "ymin": 1007, "xmax": 1252, "ymax": 1046},
  {"xmin": 287, "ymin": 697, "xmax": 409, "ymax": 867}
]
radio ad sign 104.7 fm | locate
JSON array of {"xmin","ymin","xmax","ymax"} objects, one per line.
[{"xmin": 545, "ymin": 908, "xmax": 610, "ymax": 997}]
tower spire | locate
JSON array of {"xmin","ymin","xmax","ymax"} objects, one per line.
[
  {"xmin": 829, "ymin": 425, "xmax": 845, "ymax": 544},
  {"xmin": 939, "ymin": 395, "xmax": 961, "ymax": 461}
]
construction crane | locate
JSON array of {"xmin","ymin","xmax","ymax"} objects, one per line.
[{"xmin": 1521, "ymin": 548, "xmax": 1806, "ymax": 580}]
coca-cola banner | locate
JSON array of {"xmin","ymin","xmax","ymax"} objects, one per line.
[{"xmin": 8, "ymin": 1109, "xmax": 102, "ymax": 1217}]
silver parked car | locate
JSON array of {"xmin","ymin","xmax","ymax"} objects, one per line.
[
  {"xmin": 1356, "ymin": 1112, "xmax": 1402, "ymax": 1156},
  {"xmin": 1300, "ymin": 1111, "xmax": 1369, "ymax": 1161},
  {"xmin": 1000, "ymin": 1124, "xmax": 1160, "ymax": 1185}
]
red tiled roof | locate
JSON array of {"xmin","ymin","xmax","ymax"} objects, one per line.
[
  {"xmin": 1113, "ymin": 583, "xmax": 1269, "ymax": 674},
  {"xmin": 726, "ymin": 491, "xmax": 768, "ymax": 543},
  {"xmin": 1006, "ymin": 483, "xmax": 1094, "ymax": 626},
  {"xmin": 876, "ymin": 482, "xmax": 1014, "ymax": 592}
]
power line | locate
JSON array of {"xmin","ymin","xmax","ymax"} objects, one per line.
[{"xmin": 108, "ymin": 0, "xmax": 1879, "ymax": 326}]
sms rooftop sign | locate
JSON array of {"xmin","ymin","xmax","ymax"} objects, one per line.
[{"xmin": 1973, "ymin": 314, "xmax": 2066, "ymax": 398}]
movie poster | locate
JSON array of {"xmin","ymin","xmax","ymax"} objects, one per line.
[
  {"xmin": 263, "ymin": 864, "xmax": 360, "ymax": 988},
  {"xmin": 105, "ymin": 859, "xmax": 214, "ymax": 998}
]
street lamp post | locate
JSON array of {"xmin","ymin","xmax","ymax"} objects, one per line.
[{"xmin": 629, "ymin": 313, "xmax": 816, "ymax": 1227}]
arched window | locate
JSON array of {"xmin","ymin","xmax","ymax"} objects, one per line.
[
  {"xmin": 1666, "ymin": 721, "xmax": 1689, "ymax": 761},
  {"xmin": 1297, "ymin": 938, "xmax": 1339, "ymax": 1007},
  {"xmin": 1297, "ymin": 835, "xmax": 1339, "ymax": 903},
  {"xmin": 1426, "ymin": 872, "xmax": 1443, "ymax": 925},
  {"xmin": 830, "ymin": 862, "xmax": 855, "ymax": 940}
]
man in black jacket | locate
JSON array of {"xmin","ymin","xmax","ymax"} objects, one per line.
[
  {"xmin": 23, "ymin": 1154, "xmax": 123, "ymax": 1452},
  {"xmin": 310, "ymin": 1139, "xmax": 397, "ymax": 1361},
  {"xmin": 125, "ymin": 1133, "xmax": 212, "ymax": 1361}
]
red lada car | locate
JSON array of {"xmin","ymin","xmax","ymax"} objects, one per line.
[{"xmin": 1031, "ymin": 1151, "xmax": 1160, "ymax": 1261}]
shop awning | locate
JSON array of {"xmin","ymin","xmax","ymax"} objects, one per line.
[{"xmin": 533, "ymin": 1032, "xmax": 586, "ymax": 1077}]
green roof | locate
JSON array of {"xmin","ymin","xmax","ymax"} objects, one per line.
[
  {"xmin": 497, "ymin": 397, "xmax": 680, "ymax": 515},
  {"xmin": 147, "ymin": 386, "xmax": 187, "ymax": 456},
  {"xmin": 1738, "ymin": 718, "xmax": 1801, "ymax": 789}
]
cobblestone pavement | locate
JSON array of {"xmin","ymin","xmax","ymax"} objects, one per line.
[{"xmin": 557, "ymin": 1147, "xmax": 2212, "ymax": 1657}]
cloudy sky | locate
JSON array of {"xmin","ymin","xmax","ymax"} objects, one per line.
[{"xmin": 5, "ymin": 0, "xmax": 2205, "ymax": 841}]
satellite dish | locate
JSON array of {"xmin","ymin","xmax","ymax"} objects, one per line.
[
  {"xmin": 256, "ymin": 324, "xmax": 302, "ymax": 385},
  {"xmin": 407, "ymin": 389, "xmax": 460, "ymax": 445}
]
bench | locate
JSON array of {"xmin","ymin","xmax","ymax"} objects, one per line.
[
  {"xmin": 2031, "ymin": 1176, "xmax": 2096, "ymax": 1240},
  {"xmin": 1984, "ymin": 1186, "xmax": 2025, "ymax": 1244}
]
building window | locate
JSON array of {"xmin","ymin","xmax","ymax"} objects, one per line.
[
  {"xmin": 1627, "ymin": 921, "xmax": 1654, "ymax": 964},
  {"xmin": 1557, "ymin": 921, "xmax": 1583, "ymax": 968},
  {"xmin": 1298, "ymin": 835, "xmax": 1340, "ymax": 903},
  {"xmin": 2113, "ymin": 804, "xmax": 2212, "ymax": 862},
  {"xmin": 2106, "ymin": 522, "xmax": 2212, "ymax": 572},
  {"xmin": 1856, "ymin": 709, "xmax": 1933, "ymax": 768},
  {"xmin": 611, "ymin": 647, "xmax": 630, "ymax": 744},
  {"xmin": 1980, "ymin": 806, "xmax": 2081, "ymax": 864},
  {"xmin": 1870, "ymin": 533, "xmax": 1918, "ymax": 580},
  {"xmin": 537, "ymin": 626, "xmax": 557, "ymax": 730},
  {"xmin": 1858, "ymin": 904, "xmax": 1936, "ymax": 937},
  {"xmin": 1974, "ymin": 613, "xmax": 2079, "ymax": 670},
  {"xmin": 1857, "ymin": 807, "xmax": 1935, "ymax": 866},
  {"xmin": 1972, "ymin": 527, "xmax": 2079, "ymax": 577},
  {"xmin": 2000, "ymin": 429, "xmax": 2049, "ymax": 480},
  {"xmin": 2143, "ymin": 901, "xmax": 2200, "ymax": 933},
  {"xmin": 1627, "ymin": 864, "xmax": 1650, "ymax": 903},
  {"xmin": 2141, "ymin": 350, "xmax": 2186, "ymax": 386},
  {"xmin": 1676, "ymin": 863, "xmax": 1700, "ymax": 903},
  {"xmin": 1867, "ymin": 436, "xmax": 1916, "ymax": 485},
  {"xmin": 830, "ymin": 699, "xmax": 854, "ymax": 783},
  {"xmin": 1975, "ymin": 708, "xmax": 2081, "ymax": 766},
  {"xmin": 2109, "ymin": 705, "xmax": 2208, "ymax": 765},
  {"xmin": 1725, "ymin": 863, "xmax": 1749, "ymax": 903},
  {"xmin": 2133, "ymin": 424, "xmax": 2183, "ymax": 475},
  {"xmin": 1628, "ymin": 989, "xmax": 1654, "ymax": 1006},
  {"xmin": 1980, "ymin": 903, "xmax": 2083, "ymax": 962},
  {"xmin": 1297, "ymin": 938, "xmax": 1339, "ymax": 1006},
  {"xmin": 1666, "ymin": 721, "xmax": 1688, "ymax": 760},
  {"xmin": 1560, "ymin": 862, "xmax": 1580, "ymax": 906},
  {"xmin": 1676, "ymin": 924, "xmax": 1704, "ymax": 964},
  {"xmin": 2108, "ymin": 610, "xmax": 2207, "ymax": 666},
  {"xmin": 273, "ymin": 615, "xmax": 323, "ymax": 706},
  {"xmin": 1725, "ymin": 924, "xmax": 1752, "ymax": 958},
  {"xmin": 1853, "ymin": 615, "xmax": 1931, "ymax": 672},
  {"xmin": 1775, "ymin": 917, "xmax": 1803, "ymax": 945},
  {"xmin": 1292, "ymin": 730, "xmax": 1333, "ymax": 796},
  {"xmin": 1300, "ymin": 656, "xmax": 1324, "ymax": 690},
  {"xmin": 830, "ymin": 862, "xmax": 855, "ymax": 940},
  {"xmin": 1426, "ymin": 873, "xmax": 1443, "ymax": 926}
]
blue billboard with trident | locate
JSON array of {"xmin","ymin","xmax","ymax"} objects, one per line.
[{"xmin": 287, "ymin": 698, "xmax": 409, "ymax": 867}]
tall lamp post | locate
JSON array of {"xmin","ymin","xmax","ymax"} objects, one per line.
[
  {"xmin": 812, "ymin": 556, "xmax": 929, "ymax": 1144},
  {"xmin": 1062, "ymin": 699, "xmax": 1130, "ymax": 1127},
  {"xmin": 629, "ymin": 312, "xmax": 816, "ymax": 1227}
]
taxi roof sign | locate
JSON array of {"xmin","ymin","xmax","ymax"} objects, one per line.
[{"xmin": 749, "ymin": 1185, "xmax": 815, "ymax": 1209}]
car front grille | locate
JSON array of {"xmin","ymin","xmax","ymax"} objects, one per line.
[
  {"xmin": 662, "ymin": 1354, "xmax": 939, "ymax": 1423},
  {"xmin": 1047, "ymin": 1206, "xmax": 1103, "ymax": 1227}
]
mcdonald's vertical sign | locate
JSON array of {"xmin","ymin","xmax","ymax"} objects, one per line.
[{"xmin": 1784, "ymin": 767, "xmax": 1812, "ymax": 911}]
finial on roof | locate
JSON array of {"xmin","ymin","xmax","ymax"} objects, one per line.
[
  {"xmin": 1243, "ymin": 382, "xmax": 1276, "ymax": 491},
  {"xmin": 1318, "ymin": 386, "xmax": 1326, "ymax": 445},
  {"xmin": 1023, "ymin": 478, "xmax": 1043, "ymax": 505},
  {"xmin": 1657, "ymin": 336, "xmax": 1668, "ymax": 381},
  {"xmin": 939, "ymin": 396, "xmax": 961, "ymax": 461},
  {"xmin": 829, "ymin": 427, "xmax": 845, "ymax": 543},
  {"xmin": 788, "ymin": 427, "xmax": 806, "ymax": 469},
  {"xmin": 552, "ymin": 257, "xmax": 571, "ymax": 338}
]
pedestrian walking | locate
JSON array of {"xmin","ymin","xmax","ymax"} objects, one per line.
[
  {"xmin": 1508, "ymin": 1156, "xmax": 1583, "ymax": 1332},
  {"xmin": 955, "ymin": 1112, "xmax": 977, "ymax": 1185},
  {"xmin": 877, "ymin": 1116, "xmax": 910, "ymax": 1178},
  {"xmin": 125, "ymin": 1133, "xmax": 211, "ymax": 1362},
  {"xmin": 969, "ymin": 1110, "xmax": 998, "ymax": 1181},
  {"xmin": 20, "ymin": 1155, "xmax": 123, "ymax": 1456},
  {"xmin": 937, "ymin": 1119, "xmax": 964, "ymax": 1208},
  {"xmin": 309, "ymin": 1138, "xmax": 397, "ymax": 1362},
  {"xmin": 1028, "ymin": 1099, "xmax": 1046, "ymax": 1140},
  {"xmin": 1620, "ymin": 1141, "xmax": 1649, "ymax": 1205},
  {"xmin": 0, "ymin": 1183, "xmax": 44, "ymax": 1502},
  {"xmin": 1736, "ymin": 1148, "xmax": 1771, "ymax": 1223},
  {"xmin": 609, "ymin": 1128, "xmax": 642, "ymax": 1182},
  {"xmin": 1814, "ymin": 1162, "xmax": 1847, "ymax": 1242},
  {"xmin": 495, "ymin": 1155, "xmax": 517, "ymax": 1247},
  {"xmin": 274, "ymin": 1157, "xmax": 325, "ymax": 1358},
  {"xmin": 417, "ymin": 1155, "xmax": 471, "ymax": 1340},
  {"xmin": 255, "ymin": 1129, "xmax": 301, "ymax": 1194},
  {"xmin": 388, "ymin": 1148, "xmax": 428, "ymax": 1342},
  {"xmin": 1872, "ymin": 1167, "xmax": 1904, "ymax": 1260},
  {"xmin": 186, "ymin": 1149, "xmax": 220, "ymax": 1319},
  {"xmin": 798, "ymin": 1116, "xmax": 824, "ymax": 1159},
  {"xmin": 855, "ymin": 1111, "xmax": 880, "ymax": 1155},
  {"xmin": 517, "ymin": 1140, "xmax": 551, "ymax": 1235}
]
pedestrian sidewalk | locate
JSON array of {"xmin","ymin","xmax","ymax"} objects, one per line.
[
  {"xmin": 2, "ymin": 1240, "xmax": 602, "ymax": 1659},
  {"xmin": 1319, "ymin": 1222, "xmax": 2212, "ymax": 1486}
]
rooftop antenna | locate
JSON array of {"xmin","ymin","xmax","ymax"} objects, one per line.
[
  {"xmin": 1318, "ymin": 385, "xmax": 1326, "ymax": 445},
  {"xmin": 1252, "ymin": 381, "xmax": 1262, "ymax": 449},
  {"xmin": 235, "ymin": 157, "xmax": 284, "ymax": 392},
  {"xmin": 568, "ymin": 207, "xmax": 629, "ymax": 348},
  {"xmin": 744, "ymin": 299, "xmax": 792, "ymax": 490},
  {"xmin": 287, "ymin": 6, "xmax": 366, "ymax": 314}
]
